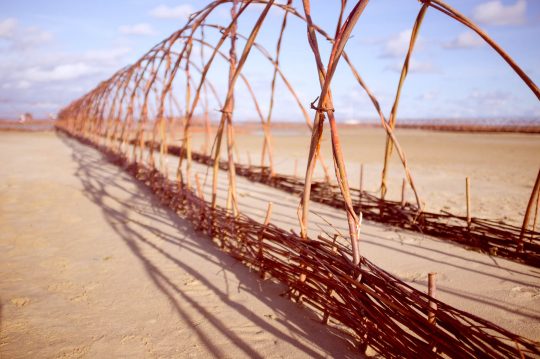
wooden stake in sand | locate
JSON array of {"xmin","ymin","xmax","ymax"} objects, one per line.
[
  {"xmin": 359, "ymin": 163, "xmax": 364, "ymax": 199},
  {"xmin": 195, "ymin": 173, "xmax": 204, "ymax": 200},
  {"xmin": 519, "ymin": 169, "xmax": 540, "ymax": 252},
  {"xmin": 466, "ymin": 177, "xmax": 471, "ymax": 229},
  {"xmin": 428, "ymin": 272, "xmax": 437, "ymax": 325},
  {"xmin": 428, "ymin": 272, "xmax": 438, "ymax": 353},
  {"xmin": 532, "ymin": 187, "xmax": 540, "ymax": 242},
  {"xmin": 195, "ymin": 173, "xmax": 205, "ymax": 230},
  {"xmin": 258, "ymin": 202, "xmax": 273, "ymax": 279},
  {"xmin": 401, "ymin": 178, "xmax": 406, "ymax": 207},
  {"xmin": 294, "ymin": 158, "xmax": 298, "ymax": 178}
]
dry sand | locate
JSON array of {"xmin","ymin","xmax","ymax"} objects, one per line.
[
  {"xmin": 1, "ymin": 129, "xmax": 539, "ymax": 358},
  {"xmin": 0, "ymin": 131, "xmax": 355, "ymax": 358},
  {"xmin": 190, "ymin": 124, "xmax": 540, "ymax": 226}
]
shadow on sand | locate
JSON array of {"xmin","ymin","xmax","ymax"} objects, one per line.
[{"xmin": 58, "ymin": 133, "xmax": 360, "ymax": 358}]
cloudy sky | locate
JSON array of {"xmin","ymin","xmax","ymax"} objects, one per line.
[{"xmin": 0, "ymin": 0, "xmax": 539, "ymax": 122}]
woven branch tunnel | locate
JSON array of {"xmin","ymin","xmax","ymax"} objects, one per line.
[{"xmin": 56, "ymin": 0, "xmax": 540, "ymax": 357}]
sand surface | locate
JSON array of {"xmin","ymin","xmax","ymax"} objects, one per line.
[
  {"xmin": 0, "ymin": 132, "xmax": 355, "ymax": 358},
  {"xmin": 1, "ymin": 130, "xmax": 539, "ymax": 358},
  {"xmin": 190, "ymin": 125, "xmax": 540, "ymax": 226}
]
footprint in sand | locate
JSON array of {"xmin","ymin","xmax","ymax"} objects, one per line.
[
  {"xmin": 47, "ymin": 281, "xmax": 75, "ymax": 293},
  {"xmin": 55, "ymin": 346, "xmax": 89, "ymax": 358},
  {"xmin": 398, "ymin": 272, "xmax": 447, "ymax": 283},
  {"xmin": 69, "ymin": 287, "xmax": 96, "ymax": 303},
  {"xmin": 10, "ymin": 297, "xmax": 30, "ymax": 307},
  {"xmin": 399, "ymin": 236, "xmax": 420, "ymax": 245},
  {"xmin": 120, "ymin": 334, "xmax": 137, "ymax": 344},
  {"xmin": 398, "ymin": 272, "xmax": 426, "ymax": 282},
  {"xmin": 40, "ymin": 257, "xmax": 70, "ymax": 273},
  {"xmin": 182, "ymin": 278, "xmax": 197, "ymax": 286},
  {"xmin": 511, "ymin": 286, "xmax": 540, "ymax": 299},
  {"xmin": 69, "ymin": 292, "xmax": 88, "ymax": 303},
  {"xmin": 48, "ymin": 281, "xmax": 99, "ymax": 304}
]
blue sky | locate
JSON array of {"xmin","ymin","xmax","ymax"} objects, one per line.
[{"xmin": 0, "ymin": 0, "xmax": 539, "ymax": 122}]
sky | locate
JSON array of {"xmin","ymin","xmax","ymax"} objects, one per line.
[{"xmin": 0, "ymin": 0, "xmax": 539, "ymax": 123}]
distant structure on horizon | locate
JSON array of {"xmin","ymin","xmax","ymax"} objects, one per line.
[{"xmin": 19, "ymin": 113, "xmax": 33, "ymax": 123}]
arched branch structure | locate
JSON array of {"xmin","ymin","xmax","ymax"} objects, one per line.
[
  {"xmin": 57, "ymin": 0, "xmax": 539, "ymax": 264},
  {"xmin": 56, "ymin": 1, "xmax": 540, "ymax": 356}
]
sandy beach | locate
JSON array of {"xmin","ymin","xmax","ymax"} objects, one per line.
[
  {"xmin": 1, "ymin": 129, "xmax": 539, "ymax": 358},
  {"xmin": 188, "ymin": 124, "xmax": 540, "ymax": 227},
  {"xmin": 2, "ymin": 0, "xmax": 540, "ymax": 356}
]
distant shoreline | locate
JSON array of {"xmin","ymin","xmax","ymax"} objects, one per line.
[
  {"xmin": 0, "ymin": 119, "xmax": 55, "ymax": 132},
  {"xmin": 1, "ymin": 118, "xmax": 539, "ymax": 134},
  {"xmin": 394, "ymin": 123, "xmax": 540, "ymax": 134}
]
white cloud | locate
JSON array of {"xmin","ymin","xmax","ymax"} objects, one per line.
[
  {"xmin": 0, "ymin": 18, "xmax": 130, "ymax": 118},
  {"xmin": 0, "ymin": 42, "xmax": 130, "ymax": 100},
  {"xmin": 33, "ymin": 101, "xmax": 58, "ymax": 108},
  {"xmin": 243, "ymin": 2, "xmax": 288, "ymax": 18},
  {"xmin": 418, "ymin": 90, "xmax": 438, "ymax": 101},
  {"xmin": 473, "ymin": 0, "xmax": 526, "ymax": 26},
  {"xmin": 443, "ymin": 31, "xmax": 484, "ymax": 49},
  {"xmin": 118, "ymin": 23, "xmax": 155, "ymax": 36},
  {"xmin": 0, "ymin": 18, "xmax": 52, "ymax": 49},
  {"xmin": 381, "ymin": 29, "xmax": 420, "ymax": 58},
  {"xmin": 16, "ymin": 80, "xmax": 31, "ymax": 89},
  {"xmin": 448, "ymin": 90, "xmax": 521, "ymax": 117},
  {"xmin": 150, "ymin": 4, "xmax": 194, "ymax": 19},
  {"xmin": 1, "ymin": 80, "xmax": 31, "ymax": 90},
  {"xmin": 0, "ymin": 18, "xmax": 17, "ymax": 38},
  {"xmin": 82, "ymin": 47, "xmax": 131, "ymax": 65},
  {"xmin": 16, "ymin": 26, "xmax": 53, "ymax": 49},
  {"xmin": 470, "ymin": 89, "xmax": 511, "ymax": 106},
  {"xmin": 22, "ymin": 62, "xmax": 102, "ymax": 82},
  {"xmin": 409, "ymin": 61, "xmax": 436, "ymax": 73},
  {"xmin": 337, "ymin": 87, "xmax": 390, "ymax": 120},
  {"xmin": 386, "ymin": 59, "xmax": 437, "ymax": 74}
]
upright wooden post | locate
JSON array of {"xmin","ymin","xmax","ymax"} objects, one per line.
[
  {"xmin": 428, "ymin": 272, "xmax": 438, "ymax": 353},
  {"xmin": 531, "ymin": 188, "xmax": 540, "ymax": 240},
  {"xmin": 195, "ymin": 173, "xmax": 205, "ymax": 230},
  {"xmin": 466, "ymin": 177, "xmax": 471, "ymax": 229},
  {"xmin": 428, "ymin": 272, "xmax": 437, "ymax": 325},
  {"xmin": 259, "ymin": 202, "xmax": 273, "ymax": 279},
  {"xmin": 359, "ymin": 163, "xmax": 364, "ymax": 199},
  {"xmin": 519, "ymin": 169, "xmax": 540, "ymax": 252},
  {"xmin": 195, "ymin": 173, "xmax": 204, "ymax": 200},
  {"xmin": 247, "ymin": 151, "xmax": 252, "ymax": 167},
  {"xmin": 226, "ymin": 186, "xmax": 232, "ymax": 212},
  {"xmin": 294, "ymin": 158, "xmax": 298, "ymax": 178},
  {"xmin": 401, "ymin": 178, "xmax": 406, "ymax": 207}
]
